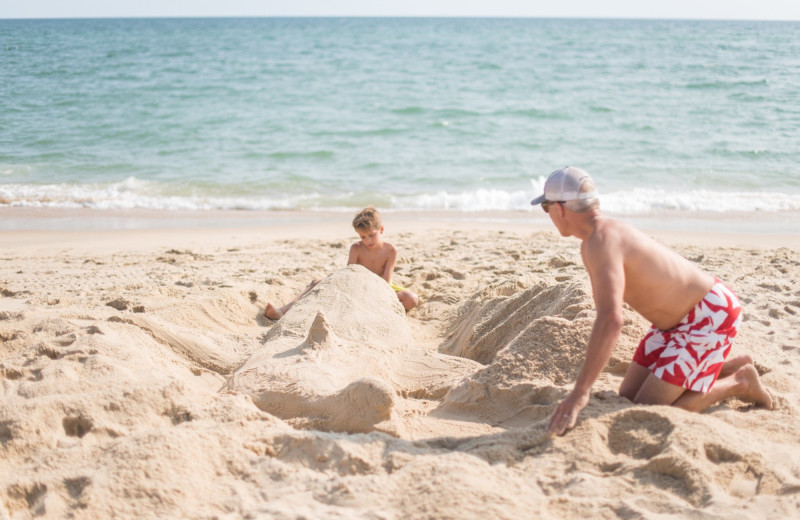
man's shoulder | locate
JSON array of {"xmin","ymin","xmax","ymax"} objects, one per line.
[
  {"xmin": 591, "ymin": 217, "xmax": 642, "ymax": 243},
  {"xmin": 586, "ymin": 217, "xmax": 622, "ymax": 243},
  {"xmin": 589, "ymin": 217, "xmax": 666, "ymax": 262},
  {"xmin": 582, "ymin": 217, "xmax": 632, "ymax": 262},
  {"xmin": 597, "ymin": 215, "xmax": 630, "ymax": 231}
]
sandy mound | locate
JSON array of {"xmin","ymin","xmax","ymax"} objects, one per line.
[{"xmin": 225, "ymin": 264, "xmax": 481, "ymax": 435}]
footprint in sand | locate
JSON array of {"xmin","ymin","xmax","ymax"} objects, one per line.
[{"xmin": 606, "ymin": 409, "xmax": 674, "ymax": 459}]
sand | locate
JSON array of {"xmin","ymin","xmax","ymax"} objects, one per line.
[{"xmin": 1, "ymin": 212, "xmax": 799, "ymax": 519}]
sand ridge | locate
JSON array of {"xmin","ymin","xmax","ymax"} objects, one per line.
[{"xmin": 1, "ymin": 225, "xmax": 799, "ymax": 519}]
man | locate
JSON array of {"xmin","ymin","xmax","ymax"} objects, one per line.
[{"xmin": 531, "ymin": 166, "xmax": 773, "ymax": 436}]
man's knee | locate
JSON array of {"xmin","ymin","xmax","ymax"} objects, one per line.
[
  {"xmin": 618, "ymin": 362, "xmax": 650, "ymax": 402},
  {"xmin": 618, "ymin": 384, "xmax": 636, "ymax": 402}
]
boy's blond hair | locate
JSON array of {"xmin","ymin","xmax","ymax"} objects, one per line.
[{"xmin": 352, "ymin": 206, "xmax": 382, "ymax": 232}]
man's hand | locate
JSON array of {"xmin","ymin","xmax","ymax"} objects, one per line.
[{"xmin": 547, "ymin": 389, "xmax": 590, "ymax": 436}]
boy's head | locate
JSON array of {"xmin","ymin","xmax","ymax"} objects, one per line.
[{"xmin": 352, "ymin": 206, "xmax": 382, "ymax": 233}]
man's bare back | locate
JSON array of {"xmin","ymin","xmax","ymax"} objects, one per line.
[{"xmin": 582, "ymin": 217, "xmax": 715, "ymax": 331}]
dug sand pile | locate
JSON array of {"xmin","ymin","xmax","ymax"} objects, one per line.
[{"xmin": 224, "ymin": 264, "xmax": 480, "ymax": 435}]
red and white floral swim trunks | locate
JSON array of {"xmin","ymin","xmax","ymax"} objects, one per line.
[{"xmin": 632, "ymin": 279, "xmax": 742, "ymax": 393}]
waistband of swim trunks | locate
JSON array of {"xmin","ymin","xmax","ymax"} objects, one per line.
[{"xmin": 669, "ymin": 277, "xmax": 733, "ymax": 329}]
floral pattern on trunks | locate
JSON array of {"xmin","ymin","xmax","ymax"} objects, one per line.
[{"xmin": 632, "ymin": 280, "xmax": 742, "ymax": 393}]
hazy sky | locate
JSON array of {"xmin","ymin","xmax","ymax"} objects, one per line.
[{"xmin": 3, "ymin": 0, "xmax": 800, "ymax": 21}]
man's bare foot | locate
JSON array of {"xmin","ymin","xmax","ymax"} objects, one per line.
[
  {"xmin": 735, "ymin": 364, "xmax": 773, "ymax": 410},
  {"xmin": 264, "ymin": 303, "xmax": 283, "ymax": 320},
  {"xmin": 720, "ymin": 354, "xmax": 753, "ymax": 378}
]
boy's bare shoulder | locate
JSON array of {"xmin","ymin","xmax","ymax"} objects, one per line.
[
  {"xmin": 348, "ymin": 241, "xmax": 364, "ymax": 262},
  {"xmin": 350, "ymin": 240, "xmax": 369, "ymax": 252},
  {"xmin": 383, "ymin": 242, "xmax": 398, "ymax": 255}
]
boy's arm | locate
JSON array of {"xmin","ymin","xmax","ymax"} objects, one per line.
[
  {"xmin": 347, "ymin": 243, "xmax": 359, "ymax": 265},
  {"xmin": 379, "ymin": 244, "xmax": 398, "ymax": 283}
]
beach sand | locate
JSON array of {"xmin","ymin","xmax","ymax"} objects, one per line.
[{"xmin": 1, "ymin": 211, "xmax": 799, "ymax": 519}]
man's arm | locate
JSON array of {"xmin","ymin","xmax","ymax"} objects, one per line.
[{"xmin": 547, "ymin": 232, "xmax": 626, "ymax": 436}]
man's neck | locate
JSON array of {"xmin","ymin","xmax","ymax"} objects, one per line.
[{"xmin": 572, "ymin": 211, "xmax": 602, "ymax": 242}]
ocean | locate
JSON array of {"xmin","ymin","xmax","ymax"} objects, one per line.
[{"xmin": 2, "ymin": 17, "xmax": 800, "ymax": 232}]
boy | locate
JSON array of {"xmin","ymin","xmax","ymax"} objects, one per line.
[
  {"xmin": 264, "ymin": 206, "xmax": 418, "ymax": 320},
  {"xmin": 348, "ymin": 206, "xmax": 418, "ymax": 312}
]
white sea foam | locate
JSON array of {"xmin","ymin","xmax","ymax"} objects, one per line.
[
  {"xmin": 399, "ymin": 188, "xmax": 533, "ymax": 211},
  {"xmin": 601, "ymin": 188, "xmax": 800, "ymax": 214},
  {"xmin": 0, "ymin": 179, "xmax": 325, "ymax": 212},
  {"xmin": 2, "ymin": 180, "xmax": 799, "ymax": 216},
  {"xmin": 527, "ymin": 175, "xmax": 800, "ymax": 214}
]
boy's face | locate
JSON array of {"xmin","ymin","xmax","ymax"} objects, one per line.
[{"xmin": 357, "ymin": 226, "xmax": 384, "ymax": 249}]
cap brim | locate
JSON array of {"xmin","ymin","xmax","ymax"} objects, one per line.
[{"xmin": 530, "ymin": 194, "xmax": 547, "ymax": 206}]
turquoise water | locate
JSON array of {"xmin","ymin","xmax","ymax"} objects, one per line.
[{"xmin": 2, "ymin": 17, "xmax": 800, "ymax": 228}]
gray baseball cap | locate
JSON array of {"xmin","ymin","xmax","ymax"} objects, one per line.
[{"xmin": 531, "ymin": 166, "xmax": 597, "ymax": 205}]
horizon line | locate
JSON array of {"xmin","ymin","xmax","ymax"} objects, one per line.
[{"xmin": 2, "ymin": 14, "xmax": 799, "ymax": 23}]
